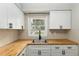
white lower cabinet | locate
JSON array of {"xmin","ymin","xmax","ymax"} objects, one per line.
[
  {"xmin": 51, "ymin": 45, "xmax": 78, "ymax": 56},
  {"xmin": 51, "ymin": 45, "xmax": 63, "ymax": 56},
  {"xmin": 26, "ymin": 45, "xmax": 50, "ymax": 56},
  {"xmin": 26, "ymin": 49, "xmax": 38, "ymax": 56},
  {"xmin": 26, "ymin": 49, "xmax": 50, "ymax": 56},
  {"xmin": 63, "ymin": 45, "xmax": 78, "ymax": 56}
]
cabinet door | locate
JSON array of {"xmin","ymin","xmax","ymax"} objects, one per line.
[
  {"xmin": 51, "ymin": 45, "xmax": 78, "ymax": 56},
  {"xmin": 49, "ymin": 11, "xmax": 71, "ymax": 29},
  {"xmin": 7, "ymin": 4, "xmax": 16, "ymax": 29},
  {"xmin": 26, "ymin": 45, "xmax": 50, "ymax": 56},
  {"xmin": 40, "ymin": 49, "xmax": 50, "ymax": 56},
  {"xmin": 26, "ymin": 48, "xmax": 39, "ymax": 56},
  {"xmin": 0, "ymin": 4, "xmax": 8, "ymax": 28},
  {"xmin": 7, "ymin": 3, "xmax": 24, "ymax": 29},
  {"xmin": 14, "ymin": 5, "xmax": 24, "ymax": 29},
  {"xmin": 63, "ymin": 45, "xmax": 78, "ymax": 56},
  {"xmin": 26, "ymin": 45, "xmax": 39, "ymax": 56},
  {"xmin": 26, "ymin": 48, "xmax": 50, "ymax": 56},
  {"xmin": 60, "ymin": 11, "xmax": 71, "ymax": 29},
  {"xmin": 51, "ymin": 45, "xmax": 63, "ymax": 56}
]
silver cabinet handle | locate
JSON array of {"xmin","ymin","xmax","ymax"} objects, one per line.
[
  {"xmin": 60, "ymin": 25, "xmax": 62, "ymax": 29},
  {"xmin": 9, "ymin": 23, "xmax": 13, "ymax": 28},
  {"xmin": 38, "ymin": 50, "xmax": 41, "ymax": 55},
  {"xmin": 21, "ymin": 26, "xmax": 23, "ymax": 30},
  {"xmin": 55, "ymin": 47, "xmax": 60, "ymax": 49},
  {"xmin": 62, "ymin": 50, "xmax": 65, "ymax": 55},
  {"xmin": 67, "ymin": 47, "xmax": 72, "ymax": 49}
]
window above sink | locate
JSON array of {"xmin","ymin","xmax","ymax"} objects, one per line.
[{"xmin": 28, "ymin": 14, "xmax": 48, "ymax": 37}]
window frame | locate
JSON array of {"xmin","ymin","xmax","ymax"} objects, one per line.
[{"xmin": 28, "ymin": 14, "xmax": 48, "ymax": 37}]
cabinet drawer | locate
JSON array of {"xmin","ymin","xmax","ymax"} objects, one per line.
[
  {"xmin": 62, "ymin": 45, "xmax": 78, "ymax": 49},
  {"xmin": 41, "ymin": 52, "xmax": 50, "ymax": 56},
  {"xmin": 26, "ymin": 46, "xmax": 50, "ymax": 56},
  {"xmin": 65, "ymin": 50, "xmax": 78, "ymax": 56},
  {"xmin": 51, "ymin": 48, "xmax": 62, "ymax": 56},
  {"xmin": 26, "ymin": 49, "xmax": 50, "ymax": 56},
  {"xmin": 51, "ymin": 45, "xmax": 78, "ymax": 49},
  {"xmin": 51, "ymin": 45, "xmax": 63, "ymax": 49}
]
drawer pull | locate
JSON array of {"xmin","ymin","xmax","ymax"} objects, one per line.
[
  {"xmin": 38, "ymin": 50, "xmax": 41, "ymax": 55},
  {"xmin": 60, "ymin": 25, "xmax": 62, "ymax": 29},
  {"xmin": 68, "ymin": 47, "xmax": 72, "ymax": 49},
  {"xmin": 55, "ymin": 47, "xmax": 60, "ymax": 49},
  {"xmin": 62, "ymin": 50, "xmax": 65, "ymax": 55},
  {"xmin": 21, "ymin": 26, "xmax": 23, "ymax": 30},
  {"xmin": 9, "ymin": 23, "xmax": 13, "ymax": 28}
]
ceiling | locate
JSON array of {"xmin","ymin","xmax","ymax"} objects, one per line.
[{"xmin": 18, "ymin": 3, "xmax": 73, "ymax": 13}]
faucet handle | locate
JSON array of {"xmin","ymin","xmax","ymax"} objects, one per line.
[
  {"xmin": 45, "ymin": 40, "xmax": 47, "ymax": 43},
  {"xmin": 32, "ymin": 40, "xmax": 34, "ymax": 43}
]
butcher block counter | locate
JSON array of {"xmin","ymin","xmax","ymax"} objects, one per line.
[
  {"xmin": 46, "ymin": 39, "xmax": 78, "ymax": 45},
  {"xmin": 0, "ymin": 39, "xmax": 33, "ymax": 56},
  {"xmin": 0, "ymin": 39, "xmax": 78, "ymax": 56}
]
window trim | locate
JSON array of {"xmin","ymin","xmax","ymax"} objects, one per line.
[{"xmin": 28, "ymin": 14, "xmax": 48, "ymax": 37}]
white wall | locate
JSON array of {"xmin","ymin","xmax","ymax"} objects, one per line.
[
  {"xmin": 0, "ymin": 30, "xmax": 18, "ymax": 47},
  {"xmin": 68, "ymin": 4, "xmax": 79, "ymax": 42}
]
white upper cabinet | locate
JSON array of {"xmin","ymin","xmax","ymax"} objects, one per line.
[
  {"xmin": 0, "ymin": 3, "xmax": 24, "ymax": 29},
  {"xmin": 0, "ymin": 4, "xmax": 8, "ymax": 29},
  {"xmin": 49, "ymin": 11, "xmax": 71, "ymax": 29},
  {"xmin": 7, "ymin": 4, "xmax": 24, "ymax": 29},
  {"xmin": 7, "ymin": 4, "xmax": 17, "ymax": 29}
]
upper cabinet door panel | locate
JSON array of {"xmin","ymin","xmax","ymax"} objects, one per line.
[
  {"xmin": 49, "ymin": 11, "xmax": 71, "ymax": 29},
  {"xmin": 7, "ymin": 4, "xmax": 17, "ymax": 29},
  {"xmin": 0, "ymin": 4, "xmax": 8, "ymax": 28},
  {"xmin": 49, "ymin": 11, "xmax": 61, "ymax": 29},
  {"xmin": 7, "ymin": 4, "xmax": 24, "ymax": 29},
  {"xmin": 59, "ymin": 11, "xmax": 71, "ymax": 29},
  {"xmin": 15, "ymin": 6, "xmax": 24, "ymax": 29}
]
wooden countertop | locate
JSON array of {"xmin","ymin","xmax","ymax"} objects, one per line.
[
  {"xmin": 0, "ymin": 39, "xmax": 33, "ymax": 56},
  {"xmin": 46, "ymin": 39, "xmax": 78, "ymax": 45},
  {"xmin": 0, "ymin": 39, "xmax": 78, "ymax": 56}
]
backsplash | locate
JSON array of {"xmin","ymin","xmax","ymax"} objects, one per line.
[{"xmin": 0, "ymin": 30, "xmax": 18, "ymax": 47}]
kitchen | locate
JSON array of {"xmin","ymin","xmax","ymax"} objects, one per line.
[{"xmin": 0, "ymin": 3, "xmax": 79, "ymax": 56}]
